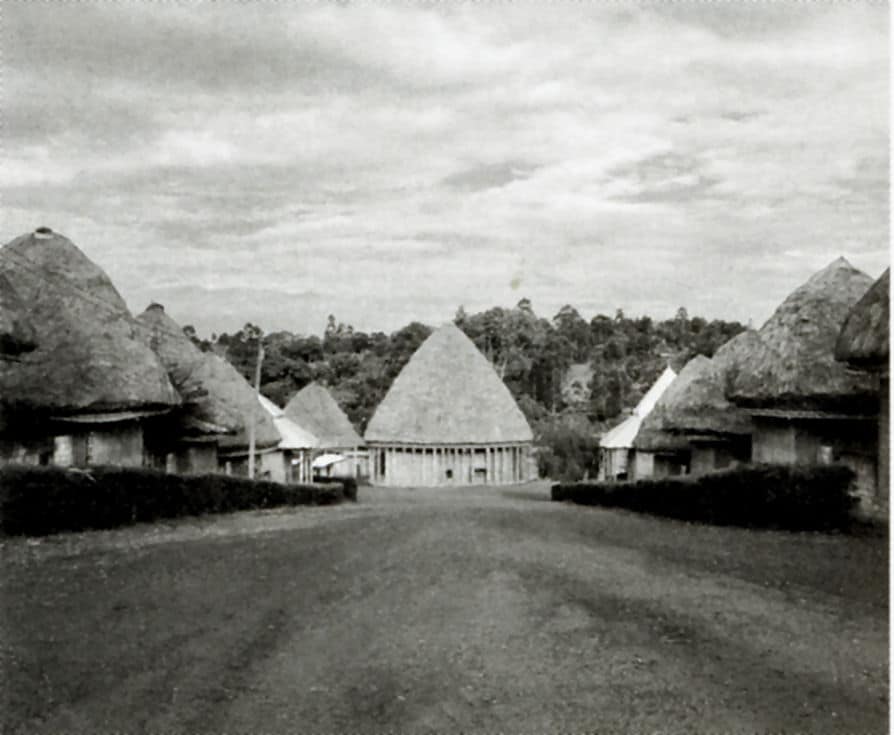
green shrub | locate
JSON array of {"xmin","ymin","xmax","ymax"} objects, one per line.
[
  {"xmin": 311, "ymin": 475, "xmax": 358, "ymax": 501},
  {"xmin": 551, "ymin": 464, "xmax": 858, "ymax": 531},
  {"xmin": 0, "ymin": 465, "xmax": 346, "ymax": 537}
]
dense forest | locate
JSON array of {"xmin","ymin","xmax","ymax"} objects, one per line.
[{"xmin": 186, "ymin": 300, "xmax": 745, "ymax": 480}]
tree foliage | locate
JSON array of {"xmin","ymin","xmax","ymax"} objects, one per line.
[{"xmin": 202, "ymin": 301, "xmax": 745, "ymax": 478}]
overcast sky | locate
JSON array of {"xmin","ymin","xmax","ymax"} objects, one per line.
[{"xmin": 3, "ymin": 2, "xmax": 889, "ymax": 336}]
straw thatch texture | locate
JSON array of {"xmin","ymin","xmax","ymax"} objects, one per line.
[
  {"xmin": 644, "ymin": 331, "xmax": 762, "ymax": 438},
  {"xmin": 136, "ymin": 303, "xmax": 247, "ymax": 436},
  {"xmin": 728, "ymin": 257, "xmax": 877, "ymax": 413},
  {"xmin": 632, "ymin": 426, "xmax": 692, "ymax": 452},
  {"xmin": 199, "ymin": 355, "xmax": 281, "ymax": 452},
  {"xmin": 0, "ymin": 229, "xmax": 180, "ymax": 415},
  {"xmin": 364, "ymin": 324, "xmax": 533, "ymax": 444},
  {"xmin": 258, "ymin": 394, "xmax": 318, "ymax": 450},
  {"xmin": 0, "ymin": 273, "xmax": 36, "ymax": 356},
  {"xmin": 835, "ymin": 268, "xmax": 889, "ymax": 369},
  {"xmin": 285, "ymin": 382, "xmax": 362, "ymax": 448}
]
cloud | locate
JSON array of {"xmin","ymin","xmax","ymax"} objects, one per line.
[
  {"xmin": 2, "ymin": 2, "xmax": 888, "ymax": 335},
  {"xmin": 441, "ymin": 161, "xmax": 540, "ymax": 193}
]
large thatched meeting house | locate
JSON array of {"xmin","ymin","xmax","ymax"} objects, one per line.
[{"xmin": 364, "ymin": 323, "xmax": 535, "ymax": 486}]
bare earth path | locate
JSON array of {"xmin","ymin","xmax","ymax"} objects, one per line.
[{"xmin": 1, "ymin": 482, "xmax": 888, "ymax": 734}]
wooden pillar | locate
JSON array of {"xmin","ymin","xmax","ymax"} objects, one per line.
[{"xmin": 521, "ymin": 445, "xmax": 527, "ymax": 482}]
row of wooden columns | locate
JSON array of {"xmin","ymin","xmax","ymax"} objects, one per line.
[{"xmin": 370, "ymin": 444, "xmax": 529, "ymax": 486}]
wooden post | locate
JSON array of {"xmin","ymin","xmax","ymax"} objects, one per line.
[{"xmin": 247, "ymin": 336, "xmax": 264, "ymax": 480}]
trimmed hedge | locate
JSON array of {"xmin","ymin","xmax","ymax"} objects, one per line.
[
  {"xmin": 551, "ymin": 464, "xmax": 858, "ymax": 530},
  {"xmin": 0, "ymin": 465, "xmax": 352, "ymax": 537},
  {"xmin": 311, "ymin": 475, "xmax": 358, "ymax": 502}
]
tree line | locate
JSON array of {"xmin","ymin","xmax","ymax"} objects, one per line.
[{"xmin": 186, "ymin": 300, "xmax": 745, "ymax": 480}]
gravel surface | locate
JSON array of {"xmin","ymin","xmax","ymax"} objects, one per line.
[{"xmin": 1, "ymin": 482, "xmax": 888, "ymax": 733}]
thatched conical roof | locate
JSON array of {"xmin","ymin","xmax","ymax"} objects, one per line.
[
  {"xmin": 364, "ymin": 324, "xmax": 533, "ymax": 444},
  {"xmin": 0, "ymin": 228, "xmax": 179, "ymax": 416},
  {"xmin": 835, "ymin": 268, "xmax": 889, "ymax": 370},
  {"xmin": 197, "ymin": 355, "xmax": 281, "ymax": 452},
  {"xmin": 728, "ymin": 257, "xmax": 877, "ymax": 413},
  {"xmin": 258, "ymin": 394, "xmax": 318, "ymax": 450},
  {"xmin": 136, "ymin": 302, "xmax": 280, "ymax": 450},
  {"xmin": 0, "ymin": 273, "xmax": 36, "ymax": 356},
  {"xmin": 641, "ymin": 331, "xmax": 762, "ymax": 439},
  {"xmin": 285, "ymin": 381, "xmax": 363, "ymax": 449}
]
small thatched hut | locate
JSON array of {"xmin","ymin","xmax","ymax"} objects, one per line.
[
  {"xmin": 364, "ymin": 324, "xmax": 535, "ymax": 486},
  {"xmin": 597, "ymin": 366, "xmax": 676, "ymax": 481},
  {"xmin": 835, "ymin": 268, "xmax": 889, "ymax": 517},
  {"xmin": 136, "ymin": 303, "xmax": 281, "ymax": 478},
  {"xmin": 201, "ymin": 358, "xmax": 281, "ymax": 478},
  {"xmin": 258, "ymin": 394, "xmax": 317, "ymax": 483},
  {"xmin": 0, "ymin": 228, "xmax": 180, "ymax": 467},
  {"xmin": 639, "ymin": 331, "xmax": 763, "ymax": 476},
  {"xmin": 284, "ymin": 382, "xmax": 366, "ymax": 479},
  {"xmin": 728, "ymin": 257, "xmax": 877, "ymax": 496},
  {"xmin": 136, "ymin": 303, "xmax": 247, "ymax": 473},
  {"xmin": 632, "ymin": 361, "xmax": 702, "ymax": 480}
]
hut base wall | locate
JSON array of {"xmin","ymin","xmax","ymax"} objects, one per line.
[
  {"xmin": 44, "ymin": 424, "xmax": 145, "ymax": 468},
  {"xmin": 690, "ymin": 438, "xmax": 750, "ymax": 476},
  {"xmin": 86, "ymin": 424, "xmax": 145, "ymax": 467},
  {"xmin": 369, "ymin": 444, "xmax": 533, "ymax": 487},
  {"xmin": 633, "ymin": 451, "xmax": 688, "ymax": 479},
  {"xmin": 600, "ymin": 447, "xmax": 631, "ymax": 481},
  {"xmin": 0, "ymin": 436, "xmax": 54, "ymax": 466},
  {"xmin": 752, "ymin": 422, "xmax": 798, "ymax": 465},
  {"xmin": 184, "ymin": 444, "xmax": 218, "ymax": 474},
  {"xmin": 752, "ymin": 415, "xmax": 881, "ymax": 517},
  {"xmin": 165, "ymin": 443, "xmax": 219, "ymax": 475},
  {"xmin": 632, "ymin": 451, "xmax": 654, "ymax": 480},
  {"xmin": 259, "ymin": 450, "xmax": 287, "ymax": 484},
  {"xmin": 654, "ymin": 455, "xmax": 688, "ymax": 478},
  {"xmin": 690, "ymin": 447, "xmax": 718, "ymax": 476}
]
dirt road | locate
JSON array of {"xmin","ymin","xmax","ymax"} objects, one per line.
[{"xmin": 1, "ymin": 483, "xmax": 888, "ymax": 733}]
